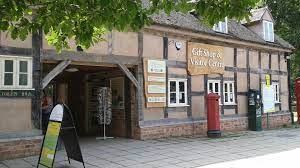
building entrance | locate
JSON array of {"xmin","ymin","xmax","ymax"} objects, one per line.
[{"xmin": 43, "ymin": 63, "xmax": 134, "ymax": 138}]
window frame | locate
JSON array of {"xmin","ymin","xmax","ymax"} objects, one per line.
[
  {"xmin": 263, "ymin": 20, "xmax": 274, "ymax": 42},
  {"xmin": 207, "ymin": 80, "xmax": 221, "ymax": 105},
  {"xmin": 223, "ymin": 81, "xmax": 236, "ymax": 105},
  {"xmin": 0, "ymin": 55, "xmax": 33, "ymax": 90},
  {"xmin": 273, "ymin": 82, "xmax": 280, "ymax": 103},
  {"xmin": 168, "ymin": 78, "xmax": 188, "ymax": 107},
  {"xmin": 213, "ymin": 17, "xmax": 228, "ymax": 34}
]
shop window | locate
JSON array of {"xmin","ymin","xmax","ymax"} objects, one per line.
[
  {"xmin": 223, "ymin": 81, "xmax": 235, "ymax": 105},
  {"xmin": 1, "ymin": 56, "xmax": 32, "ymax": 89},
  {"xmin": 213, "ymin": 17, "xmax": 228, "ymax": 34},
  {"xmin": 273, "ymin": 82, "xmax": 280, "ymax": 103},
  {"xmin": 168, "ymin": 79, "xmax": 187, "ymax": 106},
  {"xmin": 263, "ymin": 20, "xmax": 274, "ymax": 42}
]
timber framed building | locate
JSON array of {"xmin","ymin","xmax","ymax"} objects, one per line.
[{"xmin": 0, "ymin": 7, "xmax": 294, "ymax": 159}]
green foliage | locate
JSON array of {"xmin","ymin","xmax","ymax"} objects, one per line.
[
  {"xmin": 262, "ymin": 0, "xmax": 300, "ymax": 98},
  {"xmin": 0, "ymin": 0, "xmax": 259, "ymax": 51}
]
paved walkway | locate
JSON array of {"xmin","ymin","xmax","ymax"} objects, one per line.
[{"xmin": 1, "ymin": 128, "xmax": 300, "ymax": 168}]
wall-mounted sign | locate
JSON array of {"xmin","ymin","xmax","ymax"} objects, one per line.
[
  {"xmin": 148, "ymin": 97, "xmax": 166, "ymax": 103},
  {"xmin": 148, "ymin": 85, "xmax": 166, "ymax": 94},
  {"xmin": 148, "ymin": 60, "xmax": 166, "ymax": 73},
  {"xmin": 262, "ymin": 84, "xmax": 275, "ymax": 113},
  {"xmin": 265, "ymin": 74, "xmax": 271, "ymax": 87},
  {"xmin": 144, "ymin": 59, "xmax": 166, "ymax": 108},
  {"xmin": 187, "ymin": 42, "xmax": 225, "ymax": 75},
  {"xmin": 148, "ymin": 76, "xmax": 165, "ymax": 83},
  {"xmin": 0, "ymin": 90, "xmax": 35, "ymax": 97}
]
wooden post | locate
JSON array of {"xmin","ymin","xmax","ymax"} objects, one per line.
[{"xmin": 32, "ymin": 29, "xmax": 42, "ymax": 129}]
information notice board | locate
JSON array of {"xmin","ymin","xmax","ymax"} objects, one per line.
[
  {"xmin": 143, "ymin": 59, "xmax": 166, "ymax": 107},
  {"xmin": 37, "ymin": 104, "xmax": 85, "ymax": 168},
  {"xmin": 262, "ymin": 84, "xmax": 275, "ymax": 113}
]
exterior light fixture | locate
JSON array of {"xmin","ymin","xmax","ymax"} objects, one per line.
[{"xmin": 175, "ymin": 41, "xmax": 182, "ymax": 50}]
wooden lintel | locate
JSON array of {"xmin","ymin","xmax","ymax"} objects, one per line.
[
  {"xmin": 41, "ymin": 50, "xmax": 139, "ymax": 65},
  {"xmin": 42, "ymin": 60, "xmax": 71, "ymax": 89}
]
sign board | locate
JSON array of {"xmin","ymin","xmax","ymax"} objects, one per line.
[
  {"xmin": 0, "ymin": 90, "xmax": 34, "ymax": 97},
  {"xmin": 262, "ymin": 84, "xmax": 275, "ymax": 113},
  {"xmin": 265, "ymin": 74, "xmax": 271, "ymax": 86},
  {"xmin": 143, "ymin": 59, "xmax": 166, "ymax": 107},
  {"xmin": 148, "ymin": 60, "xmax": 166, "ymax": 73},
  {"xmin": 37, "ymin": 104, "xmax": 85, "ymax": 168},
  {"xmin": 187, "ymin": 42, "xmax": 225, "ymax": 75}
]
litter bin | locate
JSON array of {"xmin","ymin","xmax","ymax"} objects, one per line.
[{"xmin": 248, "ymin": 89, "xmax": 262, "ymax": 131}]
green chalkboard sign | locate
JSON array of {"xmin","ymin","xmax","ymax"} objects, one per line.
[{"xmin": 0, "ymin": 90, "xmax": 35, "ymax": 97}]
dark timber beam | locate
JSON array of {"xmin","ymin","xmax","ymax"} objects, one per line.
[
  {"xmin": 32, "ymin": 29, "xmax": 42, "ymax": 129},
  {"xmin": 42, "ymin": 60, "xmax": 71, "ymax": 89}
]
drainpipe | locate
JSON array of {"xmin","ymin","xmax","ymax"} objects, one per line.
[{"xmin": 285, "ymin": 52, "xmax": 293, "ymax": 124}]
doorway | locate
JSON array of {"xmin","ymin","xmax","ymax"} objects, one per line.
[{"xmin": 43, "ymin": 63, "xmax": 134, "ymax": 138}]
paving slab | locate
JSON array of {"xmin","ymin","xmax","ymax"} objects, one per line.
[{"xmin": 2, "ymin": 128, "xmax": 300, "ymax": 168}]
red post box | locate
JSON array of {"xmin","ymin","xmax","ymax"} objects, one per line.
[
  {"xmin": 295, "ymin": 77, "xmax": 300, "ymax": 123},
  {"xmin": 206, "ymin": 93, "xmax": 221, "ymax": 138}
]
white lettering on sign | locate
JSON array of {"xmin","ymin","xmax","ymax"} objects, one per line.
[
  {"xmin": 192, "ymin": 48, "xmax": 222, "ymax": 58},
  {"xmin": 148, "ymin": 85, "xmax": 166, "ymax": 94},
  {"xmin": 148, "ymin": 97, "xmax": 166, "ymax": 103},
  {"xmin": 148, "ymin": 76, "xmax": 165, "ymax": 83},
  {"xmin": 148, "ymin": 60, "xmax": 166, "ymax": 73}
]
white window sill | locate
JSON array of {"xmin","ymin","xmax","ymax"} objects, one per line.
[
  {"xmin": 0, "ymin": 88, "xmax": 35, "ymax": 90},
  {"xmin": 223, "ymin": 103, "xmax": 237, "ymax": 106},
  {"xmin": 275, "ymin": 101, "xmax": 281, "ymax": 104},
  {"xmin": 168, "ymin": 104, "xmax": 190, "ymax": 108}
]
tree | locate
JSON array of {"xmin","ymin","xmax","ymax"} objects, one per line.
[
  {"xmin": 263, "ymin": 0, "xmax": 300, "ymax": 98},
  {"xmin": 0, "ymin": 0, "xmax": 259, "ymax": 51}
]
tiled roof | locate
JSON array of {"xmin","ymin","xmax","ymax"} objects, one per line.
[
  {"xmin": 241, "ymin": 7, "xmax": 267, "ymax": 24},
  {"xmin": 150, "ymin": 11, "xmax": 294, "ymax": 50}
]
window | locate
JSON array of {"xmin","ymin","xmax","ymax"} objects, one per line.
[
  {"xmin": 4, "ymin": 60, "xmax": 14, "ymax": 86},
  {"xmin": 207, "ymin": 80, "xmax": 221, "ymax": 95},
  {"xmin": 263, "ymin": 20, "xmax": 274, "ymax": 42},
  {"xmin": 1, "ymin": 56, "xmax": 32, "ymax": 89},
  {"xmin": 213, "ymin": 17, "xmax": 228, "ymax": 33},
  {"xmin": 223, "ymin": 82, "xmax": 235, "ymax": 104},
  {"xmin": 273, "ymin": 83, "xmax": 280, "ymax": 103},
  {"xmin": 168, "ymin": 79, "xmax": 187, "ymax": 106}
]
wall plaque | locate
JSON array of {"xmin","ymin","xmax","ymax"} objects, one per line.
[{"xmin": 187, "ymin": 42, "xmax": 225, "ymax": 75}]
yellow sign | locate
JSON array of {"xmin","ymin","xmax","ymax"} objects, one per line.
[
  {"xmin": 187, "ymin": 42, "xmax": 225, "ymax": 75},
  {"xmin": 265, "ymin": 74, "xmax": 271, "ymax": 87},
  {"xmin": 40, "ymin": 121, "xmax": 62, "ymax": 167}
]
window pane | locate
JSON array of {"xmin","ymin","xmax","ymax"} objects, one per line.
[
  {"xmin": 5, "ymin": 60, "xmax": 13, "ymax": 72},
  {"xmin": 224, "ymin": 83, "xmax": 228, "ymax": 92},
  {"xmin": 230, "ymin": 93, "xmax": 234, "ymax": 102},
  {"xmin": 170, "ymin": 93, "xmax": 177, "ymax": 103},
  {"xmin": 215, "ymin": 83, "xmax": 219, "ymax": 92},
  {"xmin": 229, "ymin": 83, "xmax": 233, "ymax": 92},
  {"xmin": 170, "ymin": 81, "xmax": 176, "ymax": 92},
  {"xmin": 179, "ymin": 92, "xmax": 185, "ymax": 103},
  {"xmin": 19, "ymin": 74, "xmax": 28, "ymax": 85},
  {"xmin": 179, "ymin": 82, "xmax": 185, "ymax": 92},
  {"xmin": 209, "ymin": 83, "xmax": 213, "ymax": 93},
  {"xmin": 224, "ymin": 93, "xmax": 228, "ymax": 102},
  {"xmin": 4, "ymin": 73, "xmax": 13, "ymax": 85},
  {"xmin": 19, "ymin": 61, "xmax": 28, "ymax": 73}
]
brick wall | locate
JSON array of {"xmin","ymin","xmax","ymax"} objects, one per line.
[
  {"xmin": 137, "ymin": 113, "xmax": 291, "ymax": 140},
  {"xmin": 0, "ymin": 136, "xmax": 42, "ymax": 160}
]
